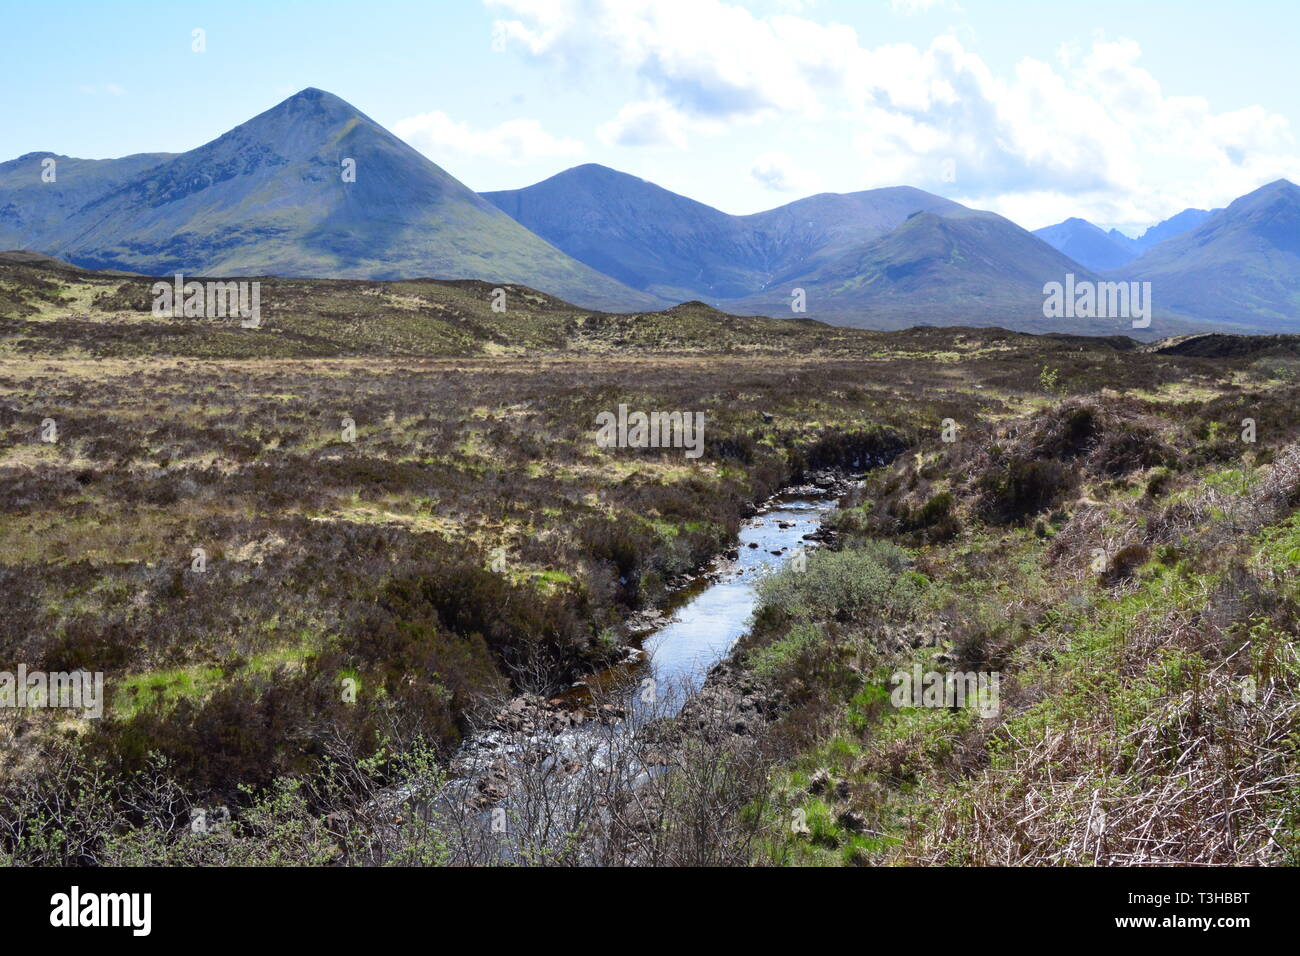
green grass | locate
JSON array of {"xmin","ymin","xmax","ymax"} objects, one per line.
[{"xmin": 115, "ymin": 665, "xmax": 226, "ymax": 720}]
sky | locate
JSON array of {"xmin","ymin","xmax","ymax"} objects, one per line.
[{"xmin": 2, "ymin": 0, "xmax": 1298, "ymax": 233}]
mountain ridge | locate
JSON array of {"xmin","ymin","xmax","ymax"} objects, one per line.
[
  {"xmin": 1032, "ymin": 217, "xmax": 1136, "ymax": 272},
  {"xmin": 484, "ymin": 164, "xmax": 963, "ymax": 301},
  {"xmin": 3, "ymin": 88, "xmax": 1297, "ymax": 333},
  {"xmin": 1033, "ymin": 207, "xmax": 1219, "ymax": 272},
  {"xmin": 0, "ymin": 89, "xmax": 661, "ymax": 312},
  {"xmin": 727, "ymin": 207, "xmax": 1177, "ymax": 335},
  {"xmin": 1118, "ymin": 179, "xmax": 1300, "ymax": 329}
]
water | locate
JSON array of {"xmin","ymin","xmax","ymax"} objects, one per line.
[
  {"xmin": 422, "ymin": 485, "xmax": 845, "ymax": 862},
  {"xmin": 457, "ymin": 485, "xmax": 842, "ymax": 755},
  {"xmin": 640, "ymin": 491, "xmax": 836, "ymax": 708}
]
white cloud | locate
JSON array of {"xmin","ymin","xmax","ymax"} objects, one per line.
[
  {"xmin": 484, "ymin": 1, "xmax": 1300, "ymax": 221},
  {"xmin": 393, "ymin": 111, "xmax": 583, "ymax": 164},
  {"xmin": 750, "ymin": 151, "xmax": 820, "ymax": 192},
  {"xmin": 598, "ymin": 99, "xmax": 690, "ymax": 148},
  {"xmin": 488, "ymin": 0, "xmax": 854, "ymax": 121}
]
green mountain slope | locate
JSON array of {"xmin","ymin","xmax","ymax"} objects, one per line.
[
  {"xmin": 0, "ymin": 89, "xmax": 661, "ymax": 312},
  {"xmin": 0, "ymin": 151, "xmax": 174, "ymax": 249}
]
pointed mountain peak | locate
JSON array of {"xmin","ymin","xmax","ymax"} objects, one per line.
[
  {"xmin": 1260, "ymin": 177, "xmax": 1298, "ymax": 192},
  {"xmin": 256, "ymin": 87, "xmax": 374, "ymax": 129},
  {"xmin": 288, "ymin": 86, "xmax": 335, "ymax": 102},
  {"xmin": 182, "ymin": 87, "xmax": 398, "ymax": 171},
  {"xmin": 1031, "ymin": 216, "xmax": 1138, "ymax": 271},
  {"xmin": 282, "ymin": 87, "xmax": 360, "ymax": 114}
]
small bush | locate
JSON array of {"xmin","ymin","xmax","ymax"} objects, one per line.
[
  {"xmin": 755, "ymin": 540, "xmax": 919, "ymax": 625},
  {"xmin": 976, "ymin": 457, "xmax": 1074, "ymax": 523},
  {"xmin": 1145, "ymin": 466, "xmax": 1174, "ymax": 498}
]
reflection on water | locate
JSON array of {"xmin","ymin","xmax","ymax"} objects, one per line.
[{"xmin": 641, "ymin": 492, "xmax": 836, "ymax": 711}]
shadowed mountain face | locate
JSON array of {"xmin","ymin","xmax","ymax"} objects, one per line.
[
  {"xmin": 739, "ymin": 187, "xmax": 966, "ymax": 284},
  {"xmin": 737, "ymin": 209, "xmax": 1093, "ymax": 326},
  {"xmin": 0, "ymin": 89, "xmax": 660, "ymax": 311},
  {"xmin": 483, "ymin": 164, "xmax": 1225, "ymax": 335},
  {"xmin": 1121, "ymin": 180, "xmax": 1300, "ymax": 329},
  {"xmin": 1131, "ymin": 207, "xmax": 1216, "ymax": 251},
  {"xmin": 484, "ymin": 164, "xmax": 759, "ymax": 299},
  {"xmin": 484, "ymin": 165, "xmax": 961, "ymax": 300},
  {"xmin": 1033, "ymin": 208, "xmax": 1219, "ymax": 272},
  {"xmin": 1032, "ymin": 217, "xmax": 1137, "ymax": 272}
]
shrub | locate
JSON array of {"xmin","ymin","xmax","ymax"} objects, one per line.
[
  {"xmin": 1145, "ymin": 466, "xmax": 1174, "ymax": 498},
  {"xmin": 976, "ymin": 457, "xmax": 1074, "ymax": 523},
  {"xmin": 755, "ymin": 539, "xmax": 920, "ymax": 625}
]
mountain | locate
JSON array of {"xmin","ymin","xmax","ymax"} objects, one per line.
[
  {"xmin": 483, "ymin": 164, "xmax": 757, "ymax": 299},
  {"xmin": 0, "ymin": 151, "xmax": 174, "ymax": 250},
  {"xmin": 1032, "ymin": 217, "xmax": 1137, "ymax": 271},
  {"xmin": 1128, "ymin": 207, "xmax": 1217, "ymax": 252},
  {"xmin": 1121, "ymin": 180, "xmax": 1300, "ymax": 329},
  {"xmin": 729, "ymin": 208, "xmax": 1193, "ymax": 335},
  {"xmin": 484, "ymin": 165, "xmax": 961, "ymax": 300},
  {"xmin": 488, "ymin": 164, "xmax": 1215, "ymax": 335},
  {"xmin": 0, "ymin": 89, "xmax": 660, "ymax": 311},
  {"xmin": 6, "ymin": 90, "xmax": 1289, "ymax": 333},
  {"xmin": 1034, "ymin": 207, "xmax": 1221, "ymax": 272},
  {"xmin": 1104, "ymin": 228, "xmax": 1141, "ymax": 258},
  {"xmin": 739, "ymin": 187, "xmax": 966, "ymax": 285}
]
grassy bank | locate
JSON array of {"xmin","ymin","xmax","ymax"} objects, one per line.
[{"xmin": 739, "ymin": 389, "xmax": 1300, "ymax": 865}]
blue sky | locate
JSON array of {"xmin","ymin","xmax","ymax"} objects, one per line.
[{"xmin": 2, "ymin": 0, "xmax": 1298, "ymax": 232}]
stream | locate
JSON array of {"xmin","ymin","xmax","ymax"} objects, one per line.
[
  {"xmin": 638, "ymin": 487, "xmax": 839, "ymax": 710},
  {"xmin": 445, "ymin": 482, "xmax": 844, "ymax": 793},
  {"xmin": 371, "ymin": 477, "xmax": 859, "ymax": 861}
]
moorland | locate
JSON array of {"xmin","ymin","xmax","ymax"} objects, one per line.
[{"xmin": 1, "ymin": 252, "xmax": 1297, "ymax": 865}]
